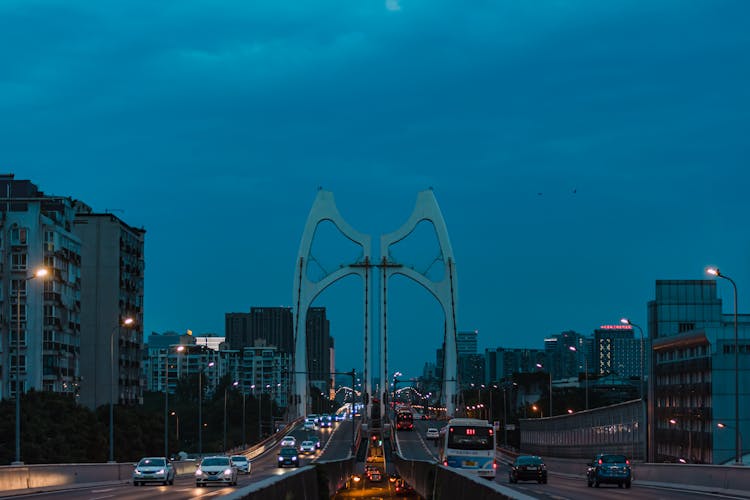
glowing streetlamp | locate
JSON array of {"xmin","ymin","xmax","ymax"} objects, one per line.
[
  {"xmin": 536, "ymin": 363, "xmax": 552, "ymax": 416},
  {"xmin": 706, "ymin": 266, "xmax": 742, "ymax": 465},
  {"xmin": 569, "ymin": 346, "xmax": 588, "ymax": 410},
  {"xmin": 198, "ymin": 360, "xmax": 215, "ymax": 455},
  {"xmin": 620, "ymin": 318, "xmax": 645, "ymax": 401},
  {"xmin": 109, "ymin": 316, "xmax": 134, "ymax": 463},
  {"xmin": 13, "ymin": 268, "xmax": 48, "ymax": 465}
]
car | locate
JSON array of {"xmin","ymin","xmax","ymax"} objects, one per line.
[
  {"xmin": 421, "ymin": 414, "xmax": 430, "ymax": 420},
  {"xmin": 299, "ymin": 440, "xmax": 316, "ymax": 454},
  {"xmin": 334, "ymin": 413, "xmax": 344, "ymax": 422},
  {"xmin": 308, "ymin": 434, "xmax": 322, "ymax": 449},
  {"xmin": 278, "ymin": 447, "xmax": 300, "ymax": 468},
  {"xmin": 303, "ymin": 418, "xmax": 316, "ymax": 431},
  {"xmin": 133, "ymin": 456, "xmax": 175, "ymax": 486},
  {"xmin": 389, "ymin": 472, "xmax": 400, "ymax": 483},
  {"xmin": 280, "ymin": 435, "xmax": 297, "ymax": 447},
  {"xmin": 425, "ymin": 428, "xmax": 440, "ymax": 440},
  {"xmin": 319, "ymin": 414, "xmax": 332, "ymax": 428},
  {"xmin": 368, "ymin": 470, "xmax": 383, "ymax": 482},
  {"xmin": 395, "ymin": 478, "xmax": 416, "ymax": 495},
  {"xmin": 230, "ymin": 455, "xmax": 250, "ymax": 474},
  {"xmin": 509, "ymin": 455, "xmax": 547, "ymax": 484},
  {"xmin": 308, "ymin": 414, "xmax": 320, "ymax": 424},
  {"xmin": 195, "ymin": 456, "xmax": 237, "ymax": 487},
  {"xmin": 587, "ymin": 454, "xmax": 632, "ymax": 488}
]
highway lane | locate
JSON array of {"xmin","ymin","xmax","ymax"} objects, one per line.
[
  {"xmin": 395, "ymin": 419, "xmax": 440, "ymax": 462},
  {"xmin": 494, "ymin": 461, "xmax": 748, "ymax": 499},
  {"xmin": 2, "ymin": 421, "xmax": 345, "ymax": 499}
]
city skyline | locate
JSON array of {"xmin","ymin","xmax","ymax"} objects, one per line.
[{"xmin": 2, "ymin": 1, "xmax": 749, "ymax": 381}]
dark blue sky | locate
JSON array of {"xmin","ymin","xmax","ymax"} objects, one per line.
[{"xmin": 2, "ymin": 1, "xmax": 748, "ymax": 381}]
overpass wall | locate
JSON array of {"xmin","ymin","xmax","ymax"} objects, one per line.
[{"xmin": 519, "ymin": 399, "xmax": 645, "ymax": 460}]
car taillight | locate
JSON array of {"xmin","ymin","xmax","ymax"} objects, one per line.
[
  {"xmin": 443, "ymin": 460, "xmax": 448, "ymax": 466},
  {"xmin": 598, "ymin": 459, "xmax": 603, "ymax": 465},
  {"xmin": 626, "ymin": 459, "xmax": 630, "ymax": 465},
  {"xmin": 493, "ymin": 462, "xmax": 497, "ymax": 470}
]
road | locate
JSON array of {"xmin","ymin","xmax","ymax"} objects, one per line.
[{"xmin": 1, "ymin": 419, "xmax": 354, "ymax": 499}]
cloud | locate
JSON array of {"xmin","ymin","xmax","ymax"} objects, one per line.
[{"xmin": 386, "ymin": 0, "xmax": 401, "ymax": 11}]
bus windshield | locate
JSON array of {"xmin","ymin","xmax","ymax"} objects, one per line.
[{"xmin": 447, "ymin": 426, "xmax": 493, "ymax": 450}]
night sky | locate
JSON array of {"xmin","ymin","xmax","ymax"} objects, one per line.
[{"xmin": 2, "ymin": 1, "xmax": 748, "ymax": 382}]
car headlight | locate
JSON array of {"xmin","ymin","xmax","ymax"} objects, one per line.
[
  {"xmin": 134, "ymin": 469, "xmax": 142, "ymax": 475},
  {"xmin": 157, "ymin": 469, "xmax": 165, "ymax": 475},
  {"xmin": 292, "ymin": 456, "xmax": 297, "ymax": 461},
  {"xmin": 223, "ymin": 468, "xmax": 232, "ymax": 476},
  {"xmin": 195, "ymin": 469, "xmax": 203, "ymax": 476}
]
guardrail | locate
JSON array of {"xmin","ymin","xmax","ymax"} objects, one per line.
[{"xmin": 0, "ymin": 417, "xmax": 304, "ymax": 496}]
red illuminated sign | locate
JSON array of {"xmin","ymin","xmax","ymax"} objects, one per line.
[
  {"xmin": 599, "ymin": 325, "xmax": 632, "ymax": 330},
  {"xmin": 466, "ymin": 428, "xmax": 475, "ymax": 435}
]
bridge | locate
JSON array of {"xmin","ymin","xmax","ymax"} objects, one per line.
[{"xmin": 2, "ymin": 190, "xmax": 749, "ymax": 499}]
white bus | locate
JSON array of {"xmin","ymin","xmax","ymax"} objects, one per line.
[{"xmin": 438, "ymin": 418, "xmax": 496, "ymax": 479}]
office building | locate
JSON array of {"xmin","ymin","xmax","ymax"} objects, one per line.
[
  {"xmin": 75, "ymin": 209, "xmax": 145, "ymax": 408},
  {"xmin": 593, "ymin": 325, "xmax": 642, "ymax": 379},
  {"xmin": 225, "ymin": 307, "xmax": 293, "ymax": 354},
  {"xmin": 484, "ymin": 347, "xmax": 545, "ymax": 383},
  {"xmin": 648, "ymin": 279, "xmax": 750, "ymax": 464},
  {"xmin": 457, "ymin": 330, "xmax": 478, "ymax": 356}
]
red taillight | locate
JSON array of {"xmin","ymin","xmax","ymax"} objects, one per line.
[
  {"xmin": 489, "ymin": 429, "xmax": 493, "ymax": 435},
  {"xmin": 443, "ymin": 460, "xmax": 448, "ymax": 466},
  {"xmin": 493, "ymin": 462, "xmax": 498, "ymax": 470},
  {"xmin": 598, "ymin": 459, "xmax": 603, "ymax": 465},
  {"xmin": 626, "ymin": 459, "xmax": 630, "ymax": 465}
]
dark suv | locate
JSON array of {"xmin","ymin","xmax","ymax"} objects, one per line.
[
  {"xmin": 586, "ymin": 454, "xmax": 631, "ymax": 488},
  {"xmin": 277, "ymin": 447, "xmax": 300, "ymax": 468},
  {"xmin": 509, "ymin": 455, "xmax": 547, "ymax": 484}
]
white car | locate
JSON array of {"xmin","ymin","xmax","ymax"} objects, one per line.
[
  {"xmin": 281, "ymin": 435, "xmax": 297, "ymax": 447},
  {"xmin": 230, "ymin": 455, "xmax": 250, "ymax": 474},
  {"xmin": 133, "ymin": 456, "xmax": 175, "ymax": 486},
  {"xmin": 195, "ymin": 456, "xmax": 238, "ymax": 487},
  {"xmin": 299, "ymin": 440, "xmax": 316, "ymax": 454},
  {"xmin": 425, "ymin": 428, "xmax": 440, "ymax": 440},
  {"xmin": 303, "ymin": 418, "xmax": 316, "ymax": 431}
]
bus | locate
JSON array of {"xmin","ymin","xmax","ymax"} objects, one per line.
[
  {"xmin": 396, "ymin": 409, "xmax": 414, "ymax": 431},
  {"xmin": 438, "ymin": 418, "xmax": 496, "ymax": 479}
]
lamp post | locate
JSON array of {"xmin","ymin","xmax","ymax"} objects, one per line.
[
  {"xmin": 13, "ymin": 267, "xmax": 48, "ymax": 466},
  {"xmin": 171, "ymin": 411, "xmax": 179, "ymax": 441},
  {"xmin": 620, "ymin": 318, "xmax": 645, "ymax": 400},
  {"xmin": 717, "ymin": 423, "xmax": 744, "ymax": 464},
  {"xmin": 198, "ymin": 361, "xmax": 215, "ymax": 456},
  {"xmin": 669, "ymin": 418, "xmax": 693, "ymax": 463},
  {"xmin": 109, "ymin": 317, "xmax": 134, "ymax": 463},
  {"xmin": 569, "ymin": 346, "xmax": 588, "ymax": 410},
  {"xmin": 535, "ymin": 363, "xmax": 552, "ymax": 416},
  {"xmin": 165, "ymin": 345, "xmax": 184, "ymax": 459},
  {"xmin": 241, "ymin": 388, "xmax": 246, "ymax": 446},
  {"xmin": 224, "ymin": 381, "xmax": 239, "ymax": 453},
  {"xmin": 252, "ymin": 384, "xmax": 260, "ymax": 441},
  {"xmin": 707, "ymin": 267, "xmax": 742, "ymax": 465}
]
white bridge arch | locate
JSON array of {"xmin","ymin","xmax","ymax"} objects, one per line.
[{"xmin": 292, "ymin": 189, "xmax": 459, "ymax": 419}]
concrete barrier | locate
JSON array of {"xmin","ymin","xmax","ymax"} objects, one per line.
[
  {"xmin": 0, "ymin": 418, "xmax": 305, "ymax": 496},
  {"xmin": 221, "ymin": 466, "xmax": 319, "ymax": 500}
]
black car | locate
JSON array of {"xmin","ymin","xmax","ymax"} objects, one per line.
[
  {"xmin": 586, "ymin": 454, "xmax": 632, "ymax": 488},
  {"xmin": 509, "ymin": 455, "xmax": 547, "ymax": 484},
  {"xmin": 277, "ymin": 447, "xmax": 300, "ymax": 468}
]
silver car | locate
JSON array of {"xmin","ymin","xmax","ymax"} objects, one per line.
[
  {"xmin": 230, "ymin": 455, "xmax": 251, "ymax": 474},
  {"xmin": 299, "ymin": 440, "xmax": 316, "ymax": 455},
  {"xmin": 133, "ymin": 457, "xmax": 175, "ymax": 486},
  {"xmin": 195, "ymin": 456, "xmax": 238, "ymax": 487}
]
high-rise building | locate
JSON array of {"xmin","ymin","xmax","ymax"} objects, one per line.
[
  {"xmin": 457, "ymin": 330, "xmax": 478, "ymax": 356},
  {"xmin": 75, "ymin": 209, "xmax": 145, "ymax": 408},
  {"xmin": 648, "ymin": 279, "xmax": 750, "ymax": 465},
  {"xmin": 306, "ymin": 307, "xmax": 333, "ymax": 392},
  {"xmin": 240, "ymin": 341, "xmax": 291, "ymax": 408},
  {"xmin": 544, "ymin": 330, "xmax": 590, "ymax": 380},
  {"xmin": 225, "ymin": 307, "xmax": 293, "ymax": 354},
  {"xmin": 484, "ymin": 347, "xmax": 545, "ymax": 382},
  {"xmin": 593, "ymin": 325, "xmax": 641, "ymax": 378},
  {"xmin": 0, "ymin": 175, "xmax": 82, "ymax": 399}
]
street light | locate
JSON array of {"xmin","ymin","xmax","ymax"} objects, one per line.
[
  {"xmin": 13, "ymin": 267, "xmax": 48, "ymax": 466},
  {"xmin": 198, "ymin": 361, "xmax": 215, "ymax": 456},
  {"xmin": 706, "ymin": 266, "xmax": 742, "ymax": 465},
  {"xmin": 165, "ymin": 345, "xmax": 184, "ymax": 458},
  {"xmin": 171, "ymin": 411, "xmax": 179, "ymax": 441},
  {"xmin": 109, "ymin": 316, "xmax": 134, "ymax": 463},
  {"xmin": 251, "ymin": 384, "xmax": 260, "ymax": 442},
  {"xmin": 569, "ymin": 346, "xmax": 588, "ymax": 410},
  {"xmin": 717, "ymin": 423, "xmax": 744, "ymax": 464},
  {"xmin": 224, "ymin": 381, "xmax": 239, "ymax": 453},
  {"xmin": 669, "ymin": 418, "xmax": 693, "ymax": 463},
  {"xmin": 500, "ymin": 382, "xmax": 517, "ymax": 446},
  {"xmin": 620, "ymin": 318, "xmax": 645, "ymax": 400},
  {"xmin": 536, "ymin": 363, "xmax": 552, "ymax": 416}
]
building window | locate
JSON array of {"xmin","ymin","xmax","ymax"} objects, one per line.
[
  {"xmin": 11, "ymin": 227, "xmax": 28, "ymax": 245},
  {"xmin": 11, "ymin": 252, "xmax": 27, "ymax": 271},
  {"xmin": 678, "ymin": 322, "xmax": 695, "ymax": 333}
]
